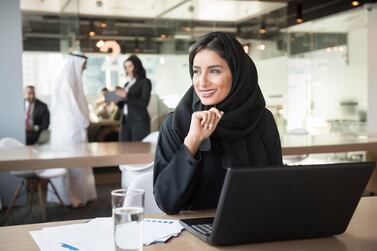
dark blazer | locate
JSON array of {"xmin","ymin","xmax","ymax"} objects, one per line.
[
  {"xmin": 26, "ymin": 99, "xmax": 50, "ymax": 145},
  {"xmin": 32, "ymin": 99, "xmax": 50, "ymax": 134},
  {"xmin": 153, "ymin": 109, "xmax": 282, "ymax": 214},
  {"xmin": 119, "ymin": 78, "xmax": 152, "ymax": 124}
]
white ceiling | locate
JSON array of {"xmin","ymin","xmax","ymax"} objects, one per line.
[
  {"xmin": 287, "ymin": 7, "xmax": 367, "ymax": 33},
  {"xmin": 21, "ymin": 0, "xmax": 286, "ymax": 22}
]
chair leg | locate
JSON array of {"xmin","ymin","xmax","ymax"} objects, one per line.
[
  {"xmin": 25, "ymin": 184, "xmax": 35, "ymax": 214},
  {"xmin": 49, "ymin": 180, "xmax": 67, "ymax": 212},
  {"xmin": 37, "ymin": 180, "xmax": 47, "ymax": 221},
  {"xmin": 1, "ymin": 180, "xmax": 25, "ymax": 224}
]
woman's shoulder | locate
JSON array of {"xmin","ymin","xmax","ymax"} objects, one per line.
[
  {"xmin": 158, "ymin": 112, "xmax": 185, "ymax": 146},
  {"xmin": 160, "ymin": 112, "xmax": 174, "ymax": 131},
  {"xmin": 253, "ymin": 108, "xmax": 278, "ymax": 135},
  {"xmin": 137, "ymin": 77, "xmax": 151, "ymax": 84}
]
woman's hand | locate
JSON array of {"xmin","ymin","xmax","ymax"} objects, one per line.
[
  {"xmin": 184, "ymin": 107, "xmax": 224, "ymax": 156},
  {"xmin": 115, "ymin": 89, "xmax": 128, "ymax": 99}
]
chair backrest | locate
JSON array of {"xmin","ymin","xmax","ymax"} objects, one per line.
[
  {"xmin": 0, "ymin": 137, "xmax": 37, "ymax": 177},
  {"xmin": 0, "ymin": 137, "xmax": 24, "ymax": 148},
  {"xmin": 127, "ymin": 171, "xmax": 163, "ymax": 214},
  {"xmin": 142, "ymin": 131, "xmax": 159, "ymax": 143}
]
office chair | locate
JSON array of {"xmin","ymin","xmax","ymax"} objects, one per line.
[
  {"xmin": 127, "ymin": 171, "xmax": 163, "ymax": 214},
  {"xmin": 119, "ymin": 131, "xmax": 159, "ymax": 188},
  {"xmin": 0, "ymin": 137, "xmax": 67, "ymax": 223}
]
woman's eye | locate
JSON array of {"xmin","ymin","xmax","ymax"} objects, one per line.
[
  {"xmin": 193, "ymin": 69, "xmax": 200, "ymax": 75},
  {"xmin": 210, "ymin": 69, "xmax": 221, "ymax": 74}
]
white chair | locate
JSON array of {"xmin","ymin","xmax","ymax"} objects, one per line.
[
  {"xmin": 0, "ymin": 137, "xmax": 67, "ymax": 222},
  {"xmin": 128, "ymin": 171, "xmax": 163, "ymax": 214},
  {"xmin": 119, "ymin": 131, "xmax": 159, "ymax": 188}
]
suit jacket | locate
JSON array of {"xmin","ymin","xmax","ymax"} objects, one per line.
[
  {"xmin": 119, "ymin": 78, "xmax": 152, "ymax": 124},
  {"xmin": 32, "ymin": 99, "xmax": 50, "ymax": 133}
]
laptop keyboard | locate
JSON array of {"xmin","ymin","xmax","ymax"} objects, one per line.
[{"xmin": 192, "ymin": 223, "xmax": 213, "ymax": 236}]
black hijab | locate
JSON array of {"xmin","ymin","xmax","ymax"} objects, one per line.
[{"xmin": 173, "ymin": 32, "xmax": 266, "ymax": 166}]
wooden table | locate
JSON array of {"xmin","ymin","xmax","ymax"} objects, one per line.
[
  {"xmin": 0, "ymin": 197, "xmax": 376, "ymax": 251},
  {"xmin": 0, "ymin": 142, "xmax": 155, "ymax": 171},
  {"xmin": 2, "ymin": 134, "xmax": 377, "ymax": 171}
]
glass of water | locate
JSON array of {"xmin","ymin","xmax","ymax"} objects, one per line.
[{"xmin": 111, "ymin": 188, "xmax": 145, "ymax": 251}]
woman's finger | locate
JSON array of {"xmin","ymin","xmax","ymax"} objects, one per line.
[
  {"xmin": 207, "ymin": 110, "xmax": 217, "ymax": 130},
  {"xmin": 198, "ymin": 112, "xmax": 208, "ymax": 127},
  {"xmin": 208, "ymin": 107, "xmax": 223, "ymax": 118}
]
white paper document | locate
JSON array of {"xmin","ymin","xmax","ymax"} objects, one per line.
[{"xmin": 30, "ymin": 217, "xmax": 184, "ymax": 251}]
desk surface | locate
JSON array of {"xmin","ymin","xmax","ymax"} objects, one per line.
[
  {"xmin": 0, "ymin": 197, "xmax": 376, "ymax": 250},
  {"xmin": 0, "ymin": 142, "xmax": 154, "ymax": 171}
]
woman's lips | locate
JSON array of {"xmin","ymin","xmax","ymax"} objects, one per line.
[{"xmin": 200, "ymin": 89, "xmax": 216, "ymax": 98}]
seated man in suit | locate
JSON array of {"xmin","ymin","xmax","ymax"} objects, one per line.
[{"xmin": 24, "ymin": 85, "xmax": 50, "ymax": 145}]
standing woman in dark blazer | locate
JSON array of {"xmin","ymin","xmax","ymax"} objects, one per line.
[
  {"xmin": 115, "ymin": 55, "xmax": 152, "ymax": 141},
  {"xmin": 153, "ymin": 32, "xmax": 283, "ymax": 214}
]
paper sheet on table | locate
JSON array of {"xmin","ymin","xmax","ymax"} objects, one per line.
[{"xmin": 30, "ymin": 217, "xmax": 184, "ymax": 251}]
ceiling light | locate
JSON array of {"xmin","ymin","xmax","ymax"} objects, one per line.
[
  {"xmin": 134, "ymin": 38, "xmax": 140, "ymax": 53},
  {"xmin": 259, "ymin": 22, "xmax": 267, "ymax": 34},
  {"xmin": 88, "ymin": 20, "xmax": 96, "ymax": 37},
  {"xmin": 296, "ymin": 1, "xmax": 304, "ymax": 24},
  {"xmin": 96, "ymin": 0, "xmax": 103, "ymax": 7},
  {"xmin": 96, "ymin": 40, "xmax": 104, "ymax": 48},
  {"xmin": 99, "ymin": 20, "xmax": 107, "ymax": 28},
  {"xmin": 160, "ymin": 34, "xmax": 167, "ymax": 40},
  {"xmin": 258, "ymin": 43, "xmax": 266, "ymax": 51},
  {"xmin": 351, "ymin": 1, "xmax": 360, "ymax": 7}
]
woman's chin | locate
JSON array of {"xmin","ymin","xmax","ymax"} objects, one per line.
[{"xmin": 200, "ymin": 99, "xmax": 220, "ymax": 107}]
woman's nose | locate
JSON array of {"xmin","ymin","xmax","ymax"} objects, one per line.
[{"xmin": 198, "ymin": 72, "xmax": 209, "ymax": 88}]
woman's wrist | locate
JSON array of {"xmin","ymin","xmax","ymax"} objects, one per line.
[{"xmin": 184, "ymin": 134, "xmax": 202, "ymax": 156}]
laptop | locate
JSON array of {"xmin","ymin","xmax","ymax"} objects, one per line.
[{"xmin": 180, "ymin": 162, "xmax": 375, "ymax": 246}]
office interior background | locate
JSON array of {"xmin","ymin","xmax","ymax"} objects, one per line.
[
  {"xmin": 1, "ymin": 0, "xmax": 377, "ymax": 224},
  {"xmin": 1, "ymin": 0, "xmax": 377, "ymax": 142}
]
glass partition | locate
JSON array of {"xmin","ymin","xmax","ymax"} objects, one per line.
[{"xmin": 286, "ymin": 8, "xmax": 368, "ymax": 136}]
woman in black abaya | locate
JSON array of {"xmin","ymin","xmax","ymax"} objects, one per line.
[{"xmin": 153, "ymin": 32, "xmax": 283, "ymax": 214}]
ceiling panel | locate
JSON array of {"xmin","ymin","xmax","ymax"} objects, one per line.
[
  {"xmin": 21, "ymin": 0, "xmax": 286, "ymax": 21},
  {"xmin": 161, "ymin": 0, "xmax": 286, "ymax": 22}
]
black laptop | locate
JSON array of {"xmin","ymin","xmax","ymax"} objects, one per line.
[{"xmin": 180, "ymin": 162, "xmax": 375, "ymax": 246}]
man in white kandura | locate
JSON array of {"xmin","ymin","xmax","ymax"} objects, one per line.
[{"xmin": 48, "ymin": 52, "xmax": 97, "ymax": 207}]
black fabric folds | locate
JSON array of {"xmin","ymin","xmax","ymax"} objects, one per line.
[{"xmin": 172, "ymin": 32, "xmax": 266, "ymax": 167}]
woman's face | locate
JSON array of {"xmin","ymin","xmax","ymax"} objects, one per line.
[
  {"xmin": 124, "ymin": 60, "xmax": 135, "ymax": 77},
  {"xmin": 192, "ymin": 49, "xmax": 232, "ymax": 106}
]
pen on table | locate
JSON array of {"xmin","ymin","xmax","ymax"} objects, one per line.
[{"xmin": 60, "ymin": 242, "xmax": 80, "ymax": 250}]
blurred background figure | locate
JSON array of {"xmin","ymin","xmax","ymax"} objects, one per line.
[
  {"xmin": 115, "ymin": 55, "xmax": 152, "ymax": 141},
  {"xmin": 95, "ymin": 87, "xmax": 119, "ymax": 121},
  {"xmin": 48, "ymin": 52, "xmax": 97, "ymax": 207},
  {"xmin": 24, "ymin": 85, "xmax": 50, "ymax": 145}
]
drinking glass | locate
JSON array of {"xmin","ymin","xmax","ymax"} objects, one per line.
[{"xmin": 111, "ymin": 188, "xmax": 145, "ymax": 251}]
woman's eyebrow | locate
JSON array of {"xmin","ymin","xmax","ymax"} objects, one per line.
[
  {"xmin": 193, "ymin": 64, "xmax": 223, "ymax": 69},
  {"xmin": 208, "ymin": 65, "xmax": 223, "ymax": 69}
]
